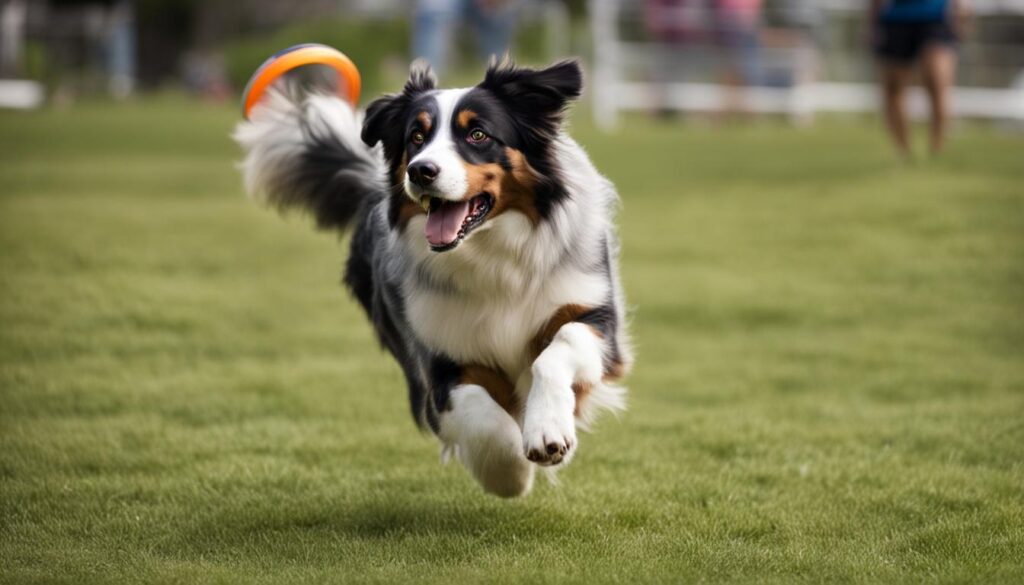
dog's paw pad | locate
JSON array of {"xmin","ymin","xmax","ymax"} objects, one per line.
[{"xmin": 522, "ymin": 415, "xmax": 576, "ymax": 467}]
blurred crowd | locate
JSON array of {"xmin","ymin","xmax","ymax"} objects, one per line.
[
  {"xmin": 413, "ymin": 0, "xmax": 521, "ymax": 76},
  {"xmin": 631, "ymin": 0, "xmax": 969, "ymax": 157},
  {"xmin": 2, "ymin": 0, "xmax": 1022, "ymax": 155}
]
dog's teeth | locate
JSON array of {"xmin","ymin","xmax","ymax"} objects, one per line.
[{"xmin": 419, "ymin": 196, "xmax": 431, "ymax": 212}]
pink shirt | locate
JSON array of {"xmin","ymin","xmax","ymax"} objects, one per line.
[{"xmin": 716, "ymin": 0, "xmax": 763, "ymax": 26}]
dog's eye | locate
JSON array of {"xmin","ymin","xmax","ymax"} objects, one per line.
[
  {"xmin": 468, "ymin": 129, "xmax": 489, "ymax": 144},
  {"xmin": 411, "ymin": 131, "xmax": 426, "ymax": 145}
]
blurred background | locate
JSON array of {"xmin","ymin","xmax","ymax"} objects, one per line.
[{"xmin": 1, "ymin": 0, "xmax": 1023, "ymax": 127}]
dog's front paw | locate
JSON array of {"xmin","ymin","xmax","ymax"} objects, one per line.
[{"xmin": 522, "ymin": 403, "xmax": 577, "ymax": 467}]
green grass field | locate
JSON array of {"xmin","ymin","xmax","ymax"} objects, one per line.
[{"xmin": 1, "ymin": 98, "xmax": 1023, "ymax": 583}]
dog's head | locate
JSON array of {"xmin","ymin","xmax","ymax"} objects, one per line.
[{"xmin": 361, "ymin": 59, "xmax": 582, "ymax": 252}]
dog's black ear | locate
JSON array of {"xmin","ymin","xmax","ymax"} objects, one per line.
[
  {"xmin": 480, "ymin": 59, "xmax": 583, "ymax": 132},
  {"xmin": 361, "ymin": 61, "xmax": 437, "ymax": 158},
  {"xmin": 361, "ymin": 94, "xmax": 401, "ymax": 148}
]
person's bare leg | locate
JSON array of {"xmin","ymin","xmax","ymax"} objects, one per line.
[
  {"xmin": 880, "ymin": 63, "xmax": 914, "ymax": 160},
  {"xmin": 921, "ymin": 44, "xmax": 957, "ymax": 156}
]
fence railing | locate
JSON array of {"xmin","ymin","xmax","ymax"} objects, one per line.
[{"xmin": 589, "ymin": 0, "xmax": 1024, "ymax": 128}]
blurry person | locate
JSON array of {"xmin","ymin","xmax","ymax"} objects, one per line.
[
  {"xmin": 712, "ymin": 0, "xmax": 763, "ymax": 118},
  {"xmin": 1, "ymin": 0, "xmax": 27, "ymax": 77},
  {"xmin": 870, "ymin": 0, "xmax": 970, "ymax": 158},
  {"xmin": 48, "ymin": 0, "xmax": 136, "ymax": 99},
  {"xmin": 104, "ymin": 0, "xmax": 135, "ymax": 99},
  {"xmin": 643, "ymin": 0, "xmax": 708, "ymax": 118},
  {"xmin": 714, "ymin": 0, "xmax": 763, "ymax": 84},
  {"xmin": 413, "ymin": 0, "xmax": 521, "ymax": 78},
  {"xmin": 645, "ymin": 0, "xmax": 707, "ymax": 45},
  {"xmin": 181, "ymin": 51, "xmax": 230, "ymax": 102}
]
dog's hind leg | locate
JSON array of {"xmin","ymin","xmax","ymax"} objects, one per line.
[{"xmin": 438, "ymin": 369, "xmax": 533, "ymax": 498}]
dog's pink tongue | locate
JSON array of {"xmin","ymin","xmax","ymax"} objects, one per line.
[{"xmin": 425, "ymin": 200, "xmax": 470, "ymax": 247}]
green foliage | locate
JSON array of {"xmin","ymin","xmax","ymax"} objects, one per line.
[{"xmin": 1, "ymin": 99, "xmax": 1023, "ymax": 583}]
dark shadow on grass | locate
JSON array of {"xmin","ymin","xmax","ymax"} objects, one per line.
[{"xmin": 171, "ymin": 488, "xmax": 575, "ymax": 564}]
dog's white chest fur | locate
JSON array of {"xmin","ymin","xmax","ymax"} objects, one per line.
[{"xmin": 402, "ymin": 214, "xmax": 610, "ymax": 378}]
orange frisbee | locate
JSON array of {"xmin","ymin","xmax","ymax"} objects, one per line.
[{"xmin": 242, "ymin": 43, "xmax": 361, "ymax": 119}]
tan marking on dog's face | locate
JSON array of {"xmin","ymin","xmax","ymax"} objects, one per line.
[
  {"xmin": 461, "ymin": 364, "xmax": 518, "ymax": 415},
  {"xmin": 459, "ymin": 146, "xmax": 542, "ymax": 226},
  {"xmin": 457, "ymin": 109, "xmax": 478, "ymax": 129},
  {"xmin": 416, "ymin": 111, "xmax": 432, "ymax": 133},
  {"xmin": 395, "ymin": 152, "xmax": 409, "ymax": 184},
  {"xmin": 395, "ymin": 152, "xmax": 426, "ymax": 228}
]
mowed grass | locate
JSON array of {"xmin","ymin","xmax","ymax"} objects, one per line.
[{"xmin": 1, "ymin": 96, "xmax": 1023, "ymax": 584}]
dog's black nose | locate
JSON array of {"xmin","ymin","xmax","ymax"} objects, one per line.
[{"xmin": 407, "ymin": 161, "xmax": 440, "ymax": 187}]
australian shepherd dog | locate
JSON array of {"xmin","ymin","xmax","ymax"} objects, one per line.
[{"xmin": 234, "ymin": 59, "xmax": 632, "ymax": 497}]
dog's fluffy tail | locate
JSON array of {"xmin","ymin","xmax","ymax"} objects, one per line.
[{"xmin": 233, "ymin": 79, "xmax": 385, "ymax": 231}]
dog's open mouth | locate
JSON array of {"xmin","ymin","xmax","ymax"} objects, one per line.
[{"xmin": 423, "ymin": 194, "xmax": 494, "ymax": 252}]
